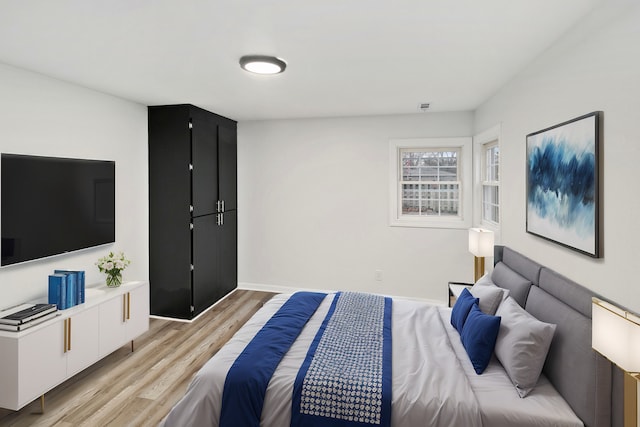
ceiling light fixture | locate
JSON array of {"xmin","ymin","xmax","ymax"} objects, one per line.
[{"xmin": 239, "ymin": 55, "xmax": 287, "ymax": 75}]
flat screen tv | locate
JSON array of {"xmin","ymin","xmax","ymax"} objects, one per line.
[{"xmin": 1, "ymin": 153, "xmax": 115, "ymax": 267}]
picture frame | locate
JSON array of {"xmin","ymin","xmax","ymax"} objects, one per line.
[{"xmin": 526, "ymin": 111, "xmax": 601, "ymax": 257}]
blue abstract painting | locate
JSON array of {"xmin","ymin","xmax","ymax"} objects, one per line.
[{"xmin": 526, "ymin": 112, "xmax": 600, "ymax": 257}]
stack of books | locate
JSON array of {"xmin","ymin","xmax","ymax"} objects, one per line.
[
  {"xmin": 0, "ymin": 303, "xmax": 59, "ymax": 332},
  {"xmin": 48, "ymin": 270, "xmax": 86, "ymax": 310}
]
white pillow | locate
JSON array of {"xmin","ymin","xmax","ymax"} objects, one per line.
[
  {"xmin": 469, "ymin": 284, "xmax": 505, "ymax": 316},
  {"xmin": 494, "ymin": 297, "xmax": 556, "ymax": 398}
]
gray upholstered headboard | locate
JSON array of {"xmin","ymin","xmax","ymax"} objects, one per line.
[{"xmin": 493, "ymin": 246, "xmax": 623, "ymax": 427}]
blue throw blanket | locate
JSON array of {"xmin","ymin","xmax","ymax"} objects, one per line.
[
  {"xmin": 219, "ymin": 291, "xmax": 392, "ymax": 427},
  {"xmin": 219, "ymin": 291, "xmax": 327, "ymax": 427},
  {"xmin": 291, "ymin": 292, "xmax": 393, "ymax": 427}
]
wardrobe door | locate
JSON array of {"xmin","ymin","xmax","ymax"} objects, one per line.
[
  {"xmin": 191, "ymin": 108, "xmax": 218, "ymax": 217},
  {"xmin": 148, "ymin": 105, "xmax": 192, "ymax": 319},
  {"xmin": 219, "ymin": 209, "xmax": 237, "ymax": 296},
  {"xmin": 192, "ymin": 213, "xmax": 220, "ymax": 317},
  {"xmin": 217, "ymin": 124, "xmax": 237, "ymax": 211}
]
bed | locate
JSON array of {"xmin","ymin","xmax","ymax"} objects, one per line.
[{"xmin": 160, "ymin": 246, "xmax": 623, "ymax": 427}]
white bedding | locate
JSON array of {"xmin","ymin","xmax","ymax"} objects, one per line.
[{"xmin": 160, "ymin": 293, "xmax": 583, "ymax": 427}]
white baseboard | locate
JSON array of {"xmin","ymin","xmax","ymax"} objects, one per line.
[
  {"xmin": 151, "ymin": 284, "xmax": 447, "ymax": 324},
  {"xmin": 237, "ymin": 282, "xmax": 337, "ymax": 294},
  {"xmin": 237, "ymin": 282, "xmax": 445, "ymax": 306},
  {"xmin": 149, "ymin": 288, "xmax": 239, "ymax": 323}
]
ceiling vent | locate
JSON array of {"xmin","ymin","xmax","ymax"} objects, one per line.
[{"xmin": 418, "ymin": 103, "xmax": 431, "ymax": 112}]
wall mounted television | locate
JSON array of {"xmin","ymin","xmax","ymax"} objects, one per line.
[{"xmin": 1, "ymin": 153, "xmax": 115, "ymax": 267}]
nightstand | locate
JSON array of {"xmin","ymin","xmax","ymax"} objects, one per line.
[{"xmin": 448, "ymin": 282, "xmax": 473, "ymax": 307}]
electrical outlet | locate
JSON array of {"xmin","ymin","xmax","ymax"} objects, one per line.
[{"xmin": 375, "ymin": 270, "xmax": 383, "ymax": 281}]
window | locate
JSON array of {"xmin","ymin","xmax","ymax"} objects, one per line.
[
  {"xmin": 473, "ymin": 124, "xmax": 501, "ymax": 230},
  {"xmin": 400, "ymin": 149, "xmax": 460, "ymax": 217},
  {"xmin": 389, "ymin": 138, "xmax": 472, "ymax": 229},
  {"xmin": 482, "ymin": 142, "xmax": 500, "ymax": 224}
]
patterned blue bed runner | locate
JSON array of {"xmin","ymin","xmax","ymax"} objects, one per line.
[
  {"xmin": 291, "ymin": 292, "xmax": 393, "ymax": 427},
  {"xmin": 219, "ymin": 291, "xmax": 327, "ymax": 427}
]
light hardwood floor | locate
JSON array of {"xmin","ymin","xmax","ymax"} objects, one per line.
[{"xmin": 0, "ymin": 289, "xmax": 276, "ymax": 427}]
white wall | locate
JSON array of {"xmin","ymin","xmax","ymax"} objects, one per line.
[
  {"xmin": 238, "ymin": 112, "xmax": 474, "ymax": 302},
  {"xmin": 0, "ymin": 63, "xmax": 149, "ymax": 309},
  {"xmin": 474, "ymin": 1, "xmax": 640, "ymax": 312},
  {"xmin": 5, "ymin": 1, "xmax": 632, "ymax": 311}
]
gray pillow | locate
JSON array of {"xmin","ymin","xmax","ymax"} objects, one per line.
[
  {"xmin": 491, "ymin": 262, "xmax": 532, "ymax": 307},
  {"xmin": 469, "ymin": 284, "xmax": 505, "ymax": 315},
  {"xmin": 494, "ymin": 297, "xmax": 556, "ymax": 398},
  {"xmin": 474, "ymin": 272, "xmax": 494, "ymax": 287}
]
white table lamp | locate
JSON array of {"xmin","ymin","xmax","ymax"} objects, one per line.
[
  {"xmin": 592, "ymin": 298, "xmax": 640, "ymax": 427},
  {"xmin": 468, "ymin": 228, "xmax": 494, "ymax": 281}
]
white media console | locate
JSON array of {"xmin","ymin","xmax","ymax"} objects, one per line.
[{"xmin": 0, "ymin": 280, "xmax": 149, "ymax": 411}]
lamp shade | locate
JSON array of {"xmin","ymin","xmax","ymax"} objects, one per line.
[
  {"xmin": 592, "ymin": 298, "xmax": 640, "ymax": 373},
  {"xmin": 468, "ymin": 228, "xmax": 494, "ymax": 257}
]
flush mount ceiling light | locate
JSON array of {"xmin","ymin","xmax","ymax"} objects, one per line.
[{"xmin": 239, "ymin": 55, "xmax": 287, "ymax": 75}]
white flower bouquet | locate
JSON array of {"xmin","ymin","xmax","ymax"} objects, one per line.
[{"xmin": 96, "ymin": 251, "xmax": 131, "ymax": 287}]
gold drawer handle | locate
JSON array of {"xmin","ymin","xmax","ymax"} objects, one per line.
[{"xmin": 63, "ymin": 318, "xmax": 71, "ymax": 352}]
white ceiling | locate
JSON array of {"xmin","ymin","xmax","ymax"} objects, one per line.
[{"xmin": 0, "ymin": 0, "xmax": 602, "ymax": 121}]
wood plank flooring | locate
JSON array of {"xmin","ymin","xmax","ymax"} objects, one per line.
[{"xmin": 0, "ymin": 289, "xmax": 276, "ymax": 427}]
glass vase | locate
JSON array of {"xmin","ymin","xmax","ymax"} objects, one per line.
[{"xmin": 106, "ymin": 272, "xmax": 122, "ymax": 288}]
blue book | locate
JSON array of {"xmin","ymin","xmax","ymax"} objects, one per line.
[
  {"xmin": 54, "ymin": 270, "xmax": 76, "ymax": 308},
  {"xmin": 67, "ymin": 273, "xmax": 76, "ymax": 307},
  {"xmin": 77, "ymin": 271, "xmax": 85, "ymax": 303},
  {"xmin": 48, "ymin": 274, "xmax": 67, "ymax": 309},
  {"xmin": 55, "ymin": 270, "xmax": 85, "ymax": 304}
]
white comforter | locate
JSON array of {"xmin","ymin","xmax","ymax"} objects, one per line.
[{"xmin": 160, "ymin": 293, "xmax": 582, "ymax": 427}]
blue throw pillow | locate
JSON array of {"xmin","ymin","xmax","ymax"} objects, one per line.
[
  {"xmin": 461, "ymin": 304, "xmax": 501, "ymax": 374},
  {"xmin": 450, "ymin": 288, "xmax": 479, "ymax": 332}
]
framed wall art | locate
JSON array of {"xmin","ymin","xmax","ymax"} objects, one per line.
[{"xmin": 526, "ymin": 111, "xmax": 601, "ymax": 257}]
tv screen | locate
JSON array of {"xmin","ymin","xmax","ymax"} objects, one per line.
[{"xmin": 1, "ymin": 154, "xmax": 115, "ymax": 267}]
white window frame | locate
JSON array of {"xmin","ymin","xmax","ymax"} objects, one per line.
[
  {"xmin": 482, "ymin": 141, "xmax": 500, "ymax": 225},
  {"xmin": 473, "ymin": 125, "xmax": 501, "ymax": 231},
  {"xmin": 389, "ymin": 137, "xmax": 472, "ymax": 229}
]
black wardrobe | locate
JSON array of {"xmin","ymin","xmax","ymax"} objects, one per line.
[{"xmin": 148, "ymin": 104, "xmax": 237, "ymax": 319}]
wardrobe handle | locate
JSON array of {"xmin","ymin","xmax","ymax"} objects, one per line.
[
  {"xmin": 67, "ymin": 318, "xmax": 72, "ymax": 352},
  {"xmin": 123, "ymin": 294, "xmax": 127, "ymax": 322},
  {"xmin": 127, "ymin": 293, "xmax": 131, "ymax": 320}
]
